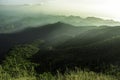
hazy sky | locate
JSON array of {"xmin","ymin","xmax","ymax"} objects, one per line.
[{"xmin": 0, "ymin": 0, "xmax": 120, "ymax": 21}]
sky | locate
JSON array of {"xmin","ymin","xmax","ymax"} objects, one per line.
[{"xmin": 0, "ymin": 0, "xmax": 120, "ymax": 21}]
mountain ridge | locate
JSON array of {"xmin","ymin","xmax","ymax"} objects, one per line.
[
  {"xmin": 0, "ymin": 14, "xmax": 120, "ymax": 33},
  {"xmin": 0, "ymin": 22, "xmax": 91, "ymax": 58}
]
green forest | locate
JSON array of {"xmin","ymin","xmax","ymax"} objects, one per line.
[
  {"xmin": 0, "ymin": 5, "xmax": 120, "ymax": 80},
  {"xmin": 0, "ymin": 38, "xmax": 120, "ymax": 80}
]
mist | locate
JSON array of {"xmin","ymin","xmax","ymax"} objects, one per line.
[{"xmin": 0, "ymin": 5, "xmax": 120, "ymax": 33}]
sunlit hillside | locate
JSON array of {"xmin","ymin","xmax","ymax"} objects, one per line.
[{"xmin": 0, "ymin": 0, "xmax": 120, "ymax": 80}]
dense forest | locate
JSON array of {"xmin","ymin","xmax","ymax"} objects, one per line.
[{"xmin": 0, "ymin": 21, "xmax": 120, "ymax": 80}]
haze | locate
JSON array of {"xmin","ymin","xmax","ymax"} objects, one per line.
[{"xmin": 0, "ymin": 0, "xmax": 120, "ymax": 21}]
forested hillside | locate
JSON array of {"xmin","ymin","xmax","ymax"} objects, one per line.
[{"xmin": 0, "ymin": 22, "xmax": 120, "ymax": 80}]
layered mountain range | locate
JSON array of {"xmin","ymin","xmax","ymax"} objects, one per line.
[{"xmin": 0, "ymin": 15, "xmax": 120, "ymax": 33}]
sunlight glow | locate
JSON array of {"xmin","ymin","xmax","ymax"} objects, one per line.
[{"xmin": 1, "ymin": 0, "xmax": 120, "ymax": 21}]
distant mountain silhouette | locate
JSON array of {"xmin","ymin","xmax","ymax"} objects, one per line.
[
  {"xmin": 60, "ymin": 26, "xmax": 120, "ymax": 48},
  {"xmin": 0, "ymin": 22, "xmax": 96, "ymax": 60},
  {"xmin": 32, "ymin": 26, "xmax": 120, "ymax": 72},
  {"xmin": 1, "ymin": 15, "xmax": 120, "ymax": 33},
  {"xmin": 55, "ymin": 26, "xmax": 120, "ymax": 66},
  {"xmin": 1, "ymin": 22, "xmax": 120, "ymax": 64},
  {"xmin": 1, "ymin": 21, "xmax": 120, "ymax": 72},
  {"xmin": 63, "ymin": 16, "xmax": 120, "ymax": 26}
]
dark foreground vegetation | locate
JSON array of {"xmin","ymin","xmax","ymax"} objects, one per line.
[
  {"xmin": 0, "ymin": 22, "xmax": 120, "ymax": 80},
  {"xmin": 0, "ymin": 43, "xmax": 120, "ymax": 80}
]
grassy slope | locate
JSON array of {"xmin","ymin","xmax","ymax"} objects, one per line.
[
  {"xmin": 0, "ymin": 68, "xmax": 118, "ymax": 80},
  {"xmin": 0, "ymin": 42, "xmax": 119, "ymax": 80},
  {"xmin": 0, "ymin": 23, "xmax": 120, "ymax": 80}
]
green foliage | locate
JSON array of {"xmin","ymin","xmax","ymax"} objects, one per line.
[
  {"xmin": 0, "ymin": 66, "xmax": 118, "ymax": 80},
  {"xmin": 0, "ymin": 65, "xmax": 11, "ymax": 80},
  {"xmin": 0, "ymin": 42, "xmax": 119, "ymax": 80},
  {"xmin": 104, "ymin": 64, "xmax": 120, "ymax": 78},
  {"xmin": 31, "ymin": 39, "xmax": 45, "ymax": 47},
  {"xmin": 58, "ymin": 70, "xmax": 117, "ymax": 80},
  {"xmin": 2, "ymin": 44, "xmax": 39, "ymax": 77},
  {"xmin": 37, "ymin": 72, "xmax": 56, "ymax": 80}
]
